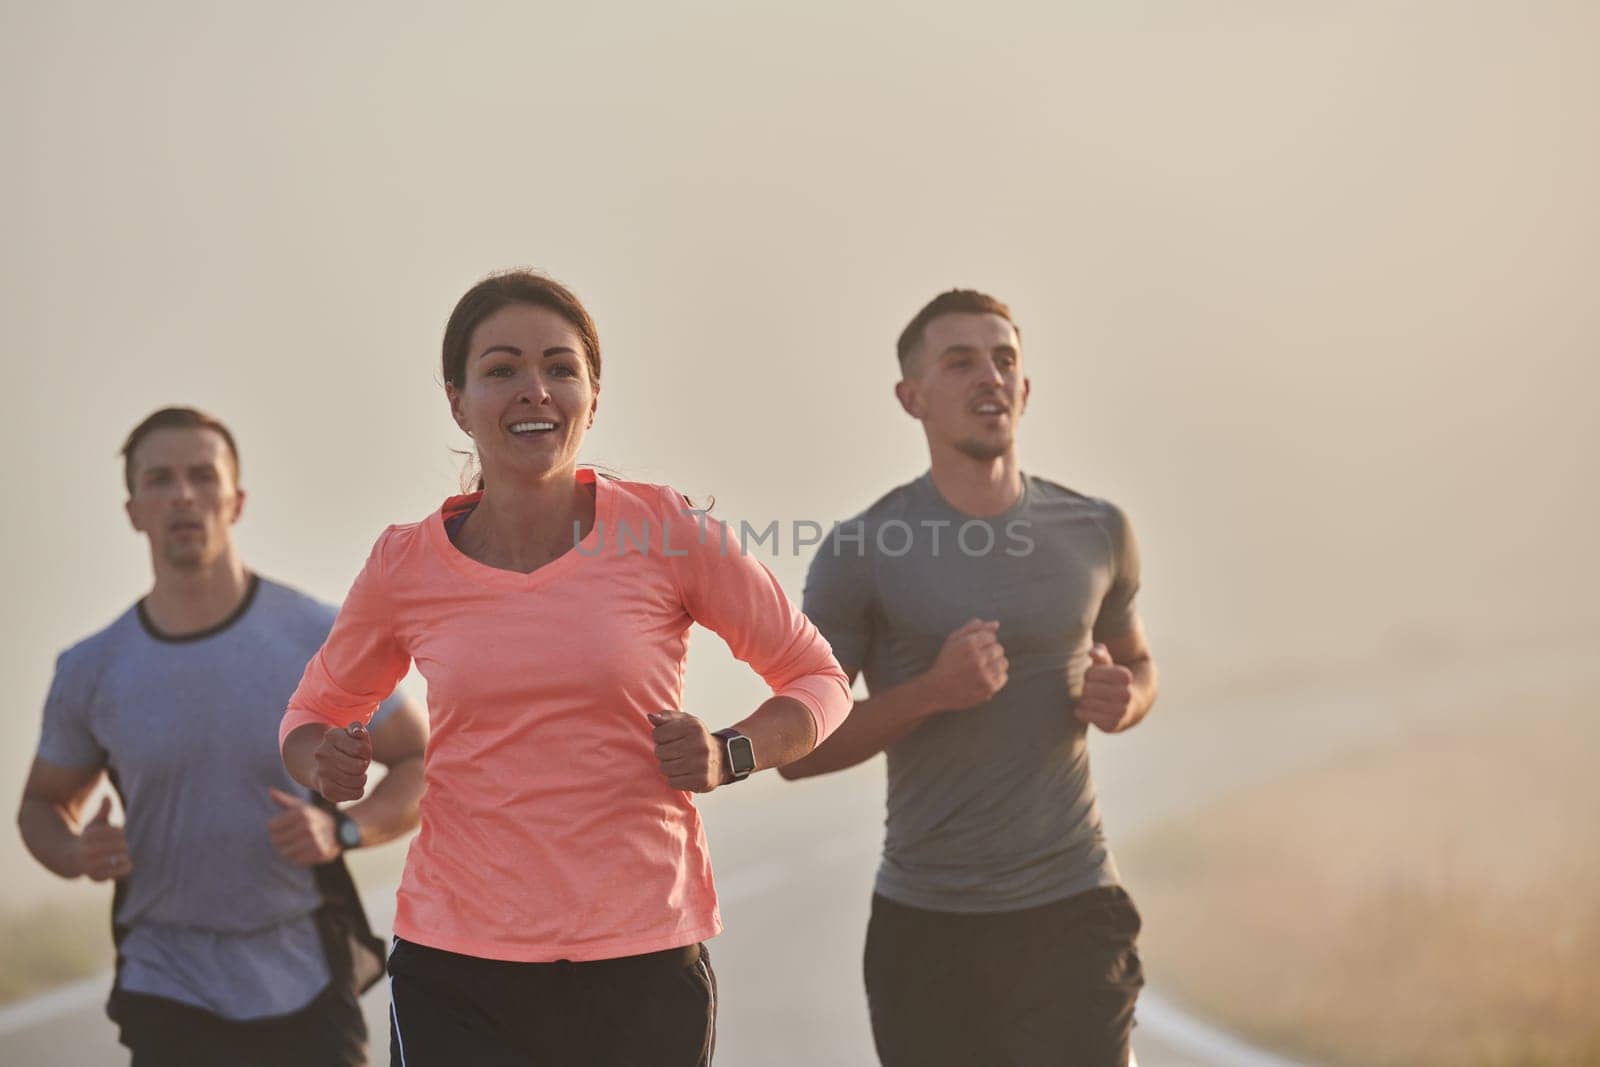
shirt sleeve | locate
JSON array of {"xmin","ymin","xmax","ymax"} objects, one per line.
[
  {"xmin": 370, "ymin": 687, "xmax": 412, "ymax": 729},
  {"xmin": 801, "ymin": 519, "xmax": 876, "ymax": 676},
  {"xmin": 665, "ymin": 489, "xmax": 852, "ymax": 746},
  {"xmin": 305, "ymin": 591, "xmax": 411, "ymax": 731},
  {"xmin": 1092, "ymin": 502, "xmax": 1143, "ymax": 641},
  {"xmin": 36, "ymin": 648, "xmax": 107, "ymax": 770},
  {"xmin": 280, "ymin": 529, "xmax": 414, "ymax": 751}
]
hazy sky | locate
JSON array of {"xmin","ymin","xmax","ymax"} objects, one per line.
[{"xmin": 3, "ymin": 2, "xmax": 1597, "ymax": 904}]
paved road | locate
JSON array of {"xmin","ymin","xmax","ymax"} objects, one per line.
[
  {"xmin": 0, "ymin": 763, "xmax": 1252, "ymax": 1066},
  {"xmin": 9, "ymin": 633, "xmax": 1592, "ymax": 1064}
]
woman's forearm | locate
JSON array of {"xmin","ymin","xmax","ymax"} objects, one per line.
[
  {"xmin": 729, "ymin": 695, "xmax": 818, "ymax": 776},
  {"xmin": 281, "ymin": 722, "xmax": 331, "ymax": 791}
]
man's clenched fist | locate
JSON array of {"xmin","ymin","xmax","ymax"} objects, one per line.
[
  {"xmin": 927, "ymin": 619, "xmax": 1009, "ymax": 710},
  {"xmin": 78, "ymin": 796, "xmax": 132, "ymax": 882},
  {"xmin": 266, "ymin": 787, "xmax": 342, "ymax": 867},
  {"xmin": 1075, "ymin": 643, "xmax": 1136, "ymax": 733}
]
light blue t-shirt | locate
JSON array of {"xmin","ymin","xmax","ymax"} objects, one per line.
[
  {"xmin": 803, "ymin": 473, "xmax": 1142, "ymax": 914},
  {"xmin": 36, "ymin": 575, "xmax": 404, "ymax": 1021}
]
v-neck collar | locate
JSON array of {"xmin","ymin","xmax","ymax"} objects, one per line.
[{"xmin": 425, "ymin": 468, "xmax": 611, "ymax": 591}]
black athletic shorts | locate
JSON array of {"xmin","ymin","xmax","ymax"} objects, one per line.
[
  {"xmin": 386, "ymin": 936, "xmax": 717, "ymax": 1066},
  {"xmin": 114, "ymin": 978, "xmax": 367, "ymax": 1067},
  {"xmin": 864, "ymin": 886, "xmax": 1144, "ymax": 1067}
]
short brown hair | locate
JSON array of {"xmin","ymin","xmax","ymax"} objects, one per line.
[
  {"xmin": 896, "ymin": 289, "xmax": 1020, "ymax": 369},
  {"xmin": 120, "ymin": 407, "xmax": 240, "ymax": 493},
  {"xmin": 442, "ymin": 270, "xmax": 602, "ymax": 391}
]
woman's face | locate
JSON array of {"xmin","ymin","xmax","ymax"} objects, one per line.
[{"xmin": 447, "ymin": 302, "xmax": 599, "ymax": 487}]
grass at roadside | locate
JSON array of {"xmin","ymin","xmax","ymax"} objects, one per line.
[
  {"xmin": 1120, "ymin": 690, "xmax": 1600, "ymax": 1066},
  {"xmin": 0, "ymin": 896, "xmax": 114, "ymax": 1005}
]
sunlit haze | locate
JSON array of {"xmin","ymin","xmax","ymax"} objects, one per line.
[{"xmin": 4, "ymin": 2, "xmax": 1597, "ymax": 912}]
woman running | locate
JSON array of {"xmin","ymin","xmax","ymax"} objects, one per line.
[{"xmin": 280, "ymin": 270, "xmax": 851, "ymax": 1065}]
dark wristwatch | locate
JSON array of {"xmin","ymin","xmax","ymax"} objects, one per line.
[
  {"xmin": 712, "ymin": 728, "xmax": 756, "ymax": 784},
  {"xmin": 334, "ymin": 811, "xmax": 363, "ymax": 851}
]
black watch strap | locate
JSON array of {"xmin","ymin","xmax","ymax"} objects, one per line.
[
  {"xmin": 334, "ymin": 811, "xmax": 363, "ymax": 850},
  {"xmin": 712, "ymin": 728, "xmax": 756, "ymax": 783}
]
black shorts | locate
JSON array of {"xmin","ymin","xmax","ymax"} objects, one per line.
[
  {"xmin": 114, "ymin": 979, "xmax": 367, "ymax": 1067},
  {"xmin": 386, "ymin": 936, "xmax": 717, "ymax": 1066},
  {"xmin": 864, "ymin": 886, "xmax": 1144, "ymax": 1067}
]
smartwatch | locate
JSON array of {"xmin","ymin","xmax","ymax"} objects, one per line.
[
  {"xmin": 712, "ymin": 728, "xmax": 756, "ymax": 784},
  {"xmin": 334, "ymin": 811, "xmax": 363, "ymax": 851}
]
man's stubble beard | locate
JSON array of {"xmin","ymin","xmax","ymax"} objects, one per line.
[
  {"xmin": 954, "ymin": 435, "xmax": 1015, "ymax": 462},
  {"xmin": 162, "ymin": 538, "xmax": 211, "ymax": 571}
]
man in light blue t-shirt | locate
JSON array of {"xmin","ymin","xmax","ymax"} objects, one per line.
[
  {"xmin": 18, "ymin": 406, "xmax": 428, "ymax": 1067},
  {"xmin": 785, "ymin": 290, "xmax": 1160, "ymax": 1067}
]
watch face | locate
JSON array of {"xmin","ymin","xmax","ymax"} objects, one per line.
[
  {"xmin": 337, "ymin": 816, "xmax": 362, "ymax": 849},
  {"xmin": 727, "ymin": 735, "xmax": 757, "ymax": 777}
]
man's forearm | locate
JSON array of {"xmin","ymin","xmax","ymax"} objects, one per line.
[
  {"xmin": 780, "ymin": 673, "xmax": 939, "ymax": 780},
  {"xmin": 17, "ymin": 798, "xmax": 86, "ymax": 879},
  {"xmin": 1125, "ymin": 657, "xmax": 1159, "ymax": 729},
  {"xmin": 343, "ymin": 756, "xmax": 424, "ymax": 848}
]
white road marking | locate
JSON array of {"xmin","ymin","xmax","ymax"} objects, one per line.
[
  {"xmin": 0, "ymin": 976, "xmax": 106, "ymax": 1034},
  {"xmin": 1138, "ymin": 990, "xmax": 1312, "ymax": 1067}
]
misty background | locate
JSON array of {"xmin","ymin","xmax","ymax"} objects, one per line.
[{"xmin": 3, "ymin": 0, "xmax": 1597, "ymax": 931}]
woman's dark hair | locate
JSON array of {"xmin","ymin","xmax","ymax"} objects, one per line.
[{"xmin": 442, "ymin": 269, "xmax": 602, "ymax": 390}]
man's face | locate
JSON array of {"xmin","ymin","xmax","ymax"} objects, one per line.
[
  {"xmin": 897, "ymin": 312, "xmax": 1029, "ymax": 461},
  {"xmin": 124, "ymin": 427, "xmax": 244, "ymax": 570}
]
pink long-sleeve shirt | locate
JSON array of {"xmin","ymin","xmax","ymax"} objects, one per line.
[{"xmin": 281, "ymin": 471, "xmax": 851, "ymax": 962}]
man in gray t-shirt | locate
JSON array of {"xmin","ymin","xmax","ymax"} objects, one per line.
[
  {"xmin": 18, "ymin": 407, "xmax": 427, "ymax": 1067},
  {"xmin": 785, "ymin": 291, "xmax": 1159, "ymax": 1067}
]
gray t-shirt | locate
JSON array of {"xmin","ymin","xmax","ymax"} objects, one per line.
[
  {"xmin": 36, "ymin": 575, "xmax": 404, "ymax": 1020},
  {"xmin": 803, "ymin": 472, "xmax": 1142, "ymax": 914}
]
